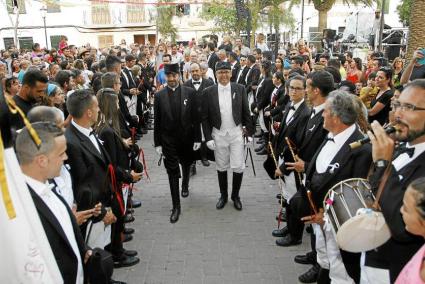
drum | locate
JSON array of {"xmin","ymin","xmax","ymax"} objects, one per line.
[{"xmin": 323, "ymin": 178, "xmax": 391, "ymax": 253}]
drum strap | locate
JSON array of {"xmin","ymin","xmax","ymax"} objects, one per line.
[{"xmin": 372, "ymin": 165, "xmax": 392, "ymax": 210}]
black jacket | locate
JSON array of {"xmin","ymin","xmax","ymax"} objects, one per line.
[
  {"xmin": 154, "ymin": 85, "xmax": 201, "ymax": 147},
  {"xmin": 254, "ymin": 77, "xmax": 275, "ymax": 111},
  {"xmin": 29, "ymin": 186, "xmax": 88, "ymax": 284},
  {"xmin": 120, "ymin": 68, "xmax": 137, "ymax": 98},
  {"xmin": 245, "ymin": 65, "xmax": 261, "ymax": 94},
  {"xmin": 304, "ymin": 127, "xmax": 372, "ymax": 206},
  {"xmin": 231, "ymin": 62, "xmax": 241, "ymax": 82},
  {"xmin": 183, "ymin": 78, "xmax": 215, "ymax": 116},
  {"xmin": 201, "ymin": 83, "xmax": 254, "ymax": 142},
  {"xmin": 237, "ymin": 66, "xmax": 249, "ymax": 86}
]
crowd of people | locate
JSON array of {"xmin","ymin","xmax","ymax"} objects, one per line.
[{"xmin": 0, "ymin": 34, "xmax": 425, "ymax": 284}]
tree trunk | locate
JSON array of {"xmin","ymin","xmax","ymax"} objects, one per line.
[
  {"xmin": 318, "ymin": 9, "xmax": 328, "ymax": 33},
  {"xmin": 406, "ymin": 0, "xmax": 425, "ymax": 60}
]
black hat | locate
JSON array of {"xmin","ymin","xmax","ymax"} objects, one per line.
[
  {"xmin": 215, "ymin": 61, "xmax": 231, "ymax": 71},
  {"xmin": 164, "ymin": 63, "xmax": 180, "ymax": 74}
]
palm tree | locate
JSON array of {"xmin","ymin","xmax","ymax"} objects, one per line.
[{"xmin": 406, "ymin": 0, "xmax": 425, "ymax": 59}]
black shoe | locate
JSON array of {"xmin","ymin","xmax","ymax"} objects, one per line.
[
  {"xmin": 201, "ymin": 159, "xmax": 210, "ymax": 167},
  {"xmin": 256, "ymin": 148, "xmax": 267, "ymax": 155},
  {"xmin": 181, "ymin": 186, "xmax": 189, "ymax": 198},
  {"xmin": 276, "ymin": 235, "xmax": 302, "ymax": 247},
  {"xmin": 110, "ymin": 279, "xmax": 126, "ymax": 284},
  {"xmin": 306, "ymin": 226, "xmax": 313, "ymax": 234},
  {"xmin": 170, "ymin": 207, "xmax": 181, "ymax": 223},
  {"xmin": 131, "ymin": 199, "xmax": 142, "ymax": 208},
  {"xmin": 294, "ymin": 252, "xmax": 316, "ymax": 265},
  {"xmin": 256, "ymin": 139, "xmax": 264, "ymax": 144},
  {"xmin": 123, "ymin": 249, "xmax": 138, "ymax": 257},
  {"xmin": 113, "ymin": 255, "xmax": 140, "ymax": 268},
  {"xmin": 124, "ymin": 215, "xmax": 135, "ymax": 223},
  {"xmin": 298, "ymin": 264, "xmax": 320, "ymax": 283},
  {"xmin": 232, "ymin": 197, "xmax": 242, "ymax": 211},
  {"xmin": 145, "ymin": 125, "xmax": 154, "ymax": 130},
  {"xmin": 272, "ymin": 226, "xmax": 289, "ymax": 237},
  {"xmin": 216, "ymin": 197, "xmax": 227, "ymax": 209},
  {"xmin": 123, "ymin": 234, "xmax": 133, "ymax": 243},
  {"xmin": 254, "ymin": 145, "xmax": 265, "ymax": 152},
  {"xmin": 126, "ymin": 208, "xmax": 135, "ymax": 215},
  {"xmin": 124, "ymin": 227, "xmax": 135, "ymax": 235},
  {"xmin": 140, "ymin": 128, "xmax": 148, "ymax": 134},
  {"xmin": 254, "ymin": 132, "xmax": 263, "ymax": 138}
]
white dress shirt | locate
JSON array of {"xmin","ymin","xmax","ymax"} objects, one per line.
[
  {"xmin": 53, "ymin": 164, "xmax": 74, "ymax": 208},
  {"xmin": 311, "ymin": 103, "xmax": 326, "ymax": 118},
  {"xmin": 192, "ymin": 78, "xmax": 202, "ymax": 91},
  {"xmin": 393, "ymin": 141, "xmax": 425, "ymax": 172},
  {"xmin": 214, "ymin": 83, "xmax": 238, "ymax": 135},
  {"xmin": 236, "ymin": 66, "xmax": 246, "ymax": 83},
  {"xmin": 315, "ymin": 124, "xmax": 356, "ymax": 174},
  {"xmin": 71, "ymin": 120, "xmax": 101, "ymax": 154},
  {"xmin": 25, "ymin": 175, "xmax": 83, "ymax": 284},
  {"xmin": 286, "ymin": 99, "xmax": 304, "ymax": 124}
]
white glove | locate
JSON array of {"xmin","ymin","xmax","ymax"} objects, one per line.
[
  {"xmin": 193, "ymin": 142, "xmax": 201, "ymax": 151},
  {"xmin": 247, "ymin": 136, "xmax": 253, "ymax": 143},
  {"xmin": 206, "ymin": 140, "xmax": 216, "ymax": 151},
  {"xmin": 155, "ymin": 146, "xmax": 162, "ymax": 155}
]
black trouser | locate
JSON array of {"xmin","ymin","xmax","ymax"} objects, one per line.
[{"xmin": 287, "ymin": 190, "xmax": 311, "ymax": 240}]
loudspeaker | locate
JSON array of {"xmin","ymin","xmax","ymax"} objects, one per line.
[{"xmin": 323, "ymin": 29, "xmax": 336, "ymax": 40}]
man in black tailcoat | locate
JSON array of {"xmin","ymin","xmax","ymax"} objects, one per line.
[
  {"xmin": 154, "ymin": 63, "xmax": 201, "ymax": 223},
  {"xmin": 183, "ymin": 62, "xmax": 214, "ymax": 167},
  {"xmin": 201, "ymin": 61, "xmax": 254, "ymax": 211}
]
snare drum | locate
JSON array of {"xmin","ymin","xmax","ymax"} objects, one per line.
[{"xmin": 323, "ymin": 178, "xmax": 391, "ymax": 253}]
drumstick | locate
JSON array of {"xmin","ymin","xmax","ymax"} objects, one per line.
[{"xmin": 307, "ymin": 190, "xmax": 318, "ymax": 215}]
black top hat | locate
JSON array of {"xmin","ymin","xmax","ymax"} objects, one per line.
[
  {"xmin": 164, "ymin": 63, "xmax": 180, "ymax": 74},
  {"xmin": 215, "ymin": 61, "xmax": 231, "ymax": 71}
]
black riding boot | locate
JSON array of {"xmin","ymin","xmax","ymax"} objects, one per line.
[
  {"xmin": 216, "ymin": 170, "xmax": 228, "ymax": 209},
  {"xmin": 231, "ymin": 172, "xmax": 243, "ymax": 210},
  {"xmin": 181, "ymin": 164, "xmax": 190, "ymax": 198}
]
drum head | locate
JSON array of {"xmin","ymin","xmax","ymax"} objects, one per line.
[{"xmin": 336, "ymin": 210, "xmax": 391, "ymax": 253}]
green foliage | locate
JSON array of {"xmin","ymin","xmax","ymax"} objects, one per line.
[
  {"xmin": 156, "ymin": 1, "xmax": 177, "ymax": 42},
  {"xmin": 200, "ymin": 2, "xmax": 245, "ymax": 35},
  {"xmin": 396, "ymin": 0, "xmax": 412, "ymax": 26}
]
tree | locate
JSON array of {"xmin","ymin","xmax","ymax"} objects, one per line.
[
  {"xmin": 200, "ymin": 1, "xmax": 244, "ymax": 35},
  {"xmin": 308, "ymin": 0, "xmax": 373, "ymax": 33},
  {"xmin": 406, "ymin": 0, "xmax": 425, "ymax": 60},
  {"xmin": 396, "ymin": 0, "xmax": 412, "ymax": 26},
  {"xmin": 156, "ymin": 0, "xmax": 177, "ymax": 42}
]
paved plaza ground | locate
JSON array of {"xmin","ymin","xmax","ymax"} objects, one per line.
[{"xmin": 115, "ymin": 132, "xmax": 311, "ymax": 284}]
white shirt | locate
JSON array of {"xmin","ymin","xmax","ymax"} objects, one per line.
[
  {"xmin": 286, "ymin": 99, "xmax": 304, "ymax": 124},
  {"xmin": 236, "ymin": 65, "xmax": 246, "ymax": 83},
  {"xmin": 53, "ymin": 164, "xmax": 74, "ymax": 208},
  {"xmin": 315, "ymin": 124, "xmax": 356, "ymax": 173},
  {"xmin": 311, "ymin": 103, "xmax": 326, "ymax": 118},
  {"xmin": 255, "ymin": 78, "xmax": 265, "ymax": 98},
  {"xmin": 71, "ymin": 120, "xmax": 101, "ymax": 154},
  {"xmin": 214, "ymin": 83, "xmax": 238, "ymax": 134},
  {"xmin": 270, "ymin": 85, "xmax": 282, "ymax": 104},
  {"xmin": 25, "ymin": 175, "xmax": 83, "ymax": 284},
  {"xmin": 393, "ymin": 141, "xmax": 425, "ymax": 171},
  {"xmin": 191, "ymin": 78, "xmax": 202, "ymax": 91}
]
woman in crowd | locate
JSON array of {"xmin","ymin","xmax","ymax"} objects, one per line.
[
  {"xmin": 347, "ymin": 57, "xmax": 363, "ymax": 84},
  {"xmin": 3, "ymin": 76, "xmax": 20, "ymax": 99},
  {"xmin": 42, "ymin": 83, "xmax": 65, "ymax": 111},
  {"xmin": 368, "ymin": 67, "xmax": 394, "ymax": 125},
  {"xmin": 31, "ymin": 43, "xmax": 43, "ymax": 58},
  {"xmin": 360, "ymin": 71, "xmax": 379, "ymax": 108},
  {"xmin": 11, "ymin": 58, "xmax": 20, "ymax": 77},
  {"xmin": 274, "ymin": 57, "xmax": 284, "ymax": 74},
  {"xmin": 392, "ymin": 57, "xmax": 404, "ymax": 87},
  {"xmin": 396, "ymin": 177, "xmax": 425, "ymax": 284}
]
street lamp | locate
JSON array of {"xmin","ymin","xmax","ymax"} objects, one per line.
[{"xmin": 40, "ymin": 6, "xmax": 48, "ymax": 49}]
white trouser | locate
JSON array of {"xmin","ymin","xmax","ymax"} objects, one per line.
[
  {"xmin": 360, "ymin": 253, "xmax": 390, "ymax": 284},
  {"xmin": 314, "ymin": 221, "xmax": 355, "ymax": 284},
  {"xmin": 259, "ymin": 110, "xmax": 268, "ymax": 132},
  {"xmin": 212, "ymin": 128, "xmax": 245, "ymax": 173}
]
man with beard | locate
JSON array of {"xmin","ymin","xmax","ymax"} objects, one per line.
[
  {"xmin": 154, "ymin": 63, "xmax": 201, "ymax": 223},
  {"xmin": 362, "ymin": 79, "xmax": 425, "ymax": 283},
  {"xmin": 4, "ymin": 69, "xmax": 48, "ymax": 133}
]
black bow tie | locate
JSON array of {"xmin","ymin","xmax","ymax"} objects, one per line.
[
  {"xmin": 290, "ymin": 106, "xmax": 296, "ymax": 111},
  {"xmin": 326, "ymin": 137, "xmax": 335, "ymax": 143},
  {"xmin": 193, "ymin": 81, "xmax": 201, "ymax": 85},
  {"xmin": 311, "ymin": 108, "xmax": 316, "ymax": 116},
  {"xmin": 89, "ymin": 130, "xmax": 95, "ymax": 136},
  {"xmin": 398, "ymin": 145, "xmax": 415, "ymax": 158}
]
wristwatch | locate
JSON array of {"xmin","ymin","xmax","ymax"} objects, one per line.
[{"xmin": 374, "ymin": 159, "xmax": 389, "ymax": 169}]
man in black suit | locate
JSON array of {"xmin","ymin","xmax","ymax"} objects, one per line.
[
  {"xmin": 15, "ymin": 122, "xmax": 91, "ymax": 284},
  {"xmin": 363, "ymin": 79, "xmax": 425, "ymax": 282},
  {"xmin": 228, "ymin": 52, "xmax": 240, "ymax": 83},
  {"xmin": 287, "ymin": 91, "xmax": 372, "ymax": 284},
  {"xmin": 183, "ymin": 62, "xmax": 215, "ymax": 167},
  {"xmin": 236, "ymin": 55, "xmax": 249, "ymax": 86},
  {"xmin": 120, "ymin": 54, "xmax": 139, "ymax": 116},
  {"xmin": 154, "ymin": 63, "xmax": 201, "ymax": 223},
  {"xmin": 201, "ymin": 61, "xmax": 254, "ymax": 211},
  {"xmin": 244, "ymin": 55, "xmax": 261, "ymax": 95},
  {"xmin": 279, "ymin": 70, "xmax": 334, "ymax": 283},
  {"xmin": 207, "ymin": 42, "xmax": 219, "ymax": 74}
]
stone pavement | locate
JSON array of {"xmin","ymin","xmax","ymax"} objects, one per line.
[{"xmin": 114, "ymin": 132, "xmax": 312, "ymax": 284}]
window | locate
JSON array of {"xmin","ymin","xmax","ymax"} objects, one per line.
[
  {"xmin": 3, "ymin": 38, "xmax": 15, "ymax": 49},
  {"xmin": 98, "ymin": 35, "xmax": 113, "ymax": 49},
  {"xmin": 92, "ymin": 2, "xmax": 111, "ymax": 25},
  {"xmin": 127, "ymin": 0, "xmax": 145, "ymax": 23},
  {"xmin": 6, "ymin": 0, "xmax": 26, "ymax": 14},
  {"xmin": 47, "ymin": 2, "xmax": 61, "ymax": 13},
  {"xmin": 176, "ymin": 4, "xmax": 190, "ymax": 16},
  {"xmin": 50, "ymin": 35, "xmax": 63, "ymax": 50},
  {"xmin": 18, "ymin": 37, "xmax": 33, "ymax": 50}
]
